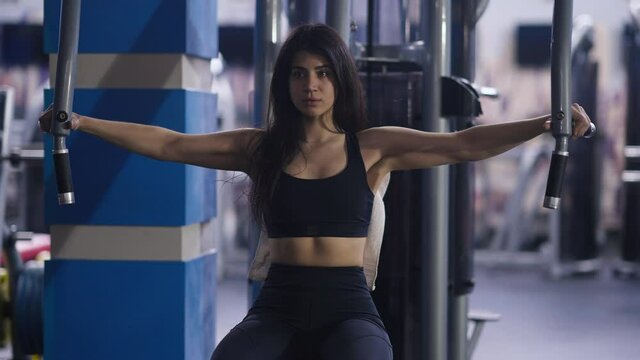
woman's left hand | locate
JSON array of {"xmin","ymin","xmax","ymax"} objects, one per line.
[{"xmin": 542, "ymin": 103, "xmax": 593, "ymax": 138}]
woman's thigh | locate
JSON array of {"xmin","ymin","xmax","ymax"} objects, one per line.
[
  {"xmin": 319, "ymin": 318, "xmax": 393, "ymax": 360},
  {"xmin": 210, "ymin": 314, "xmax": 297, "ymax": 360}
]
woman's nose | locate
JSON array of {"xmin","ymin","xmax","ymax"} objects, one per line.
[{"xmin": 303, "ymin": 74, "xmax": 319, "ymax": 91}]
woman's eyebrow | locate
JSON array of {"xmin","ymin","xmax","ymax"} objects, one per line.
[{"xmin": 291, "ymin": 65, "xmax": 330, "ymax": 70}]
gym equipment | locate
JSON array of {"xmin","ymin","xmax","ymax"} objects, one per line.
[
  {"xmin": 477, "ymin": 11, "xmax": 601, "ymax": 278},
  {"xmin": 0, "ymin": 86, "xmax": 47, "ymax": 359},
  {"xmin": 4, "ymin": 227, "xmax": 45, "ymax": 358},
  {"xmin": 448, "ymin": 1, "xmax": 487, "ymax": 358},
  {"xmin": 543, "ymin": 0, "xmax": 596, "ymax": 210},
  {"xmin": 617, "ymin": 1, "xmax": 640, "ymax": 277},
  {"xmin": 249, "ymin": 1, "xmax": 593, "ymax": 359},
  {"xmin": 356, "ymin": 1, "xmax": 494, "ymax": 358},
  {"xmin": 543, "ymin": 0, "xmax": 574, "ymax": 210},
  {"xmin": 551, "ymin": 14, "xmax": 602, "ymax": 277},
  {"xmin": 326, "ymin": 0, "xmax": 352, "ymax": 42},
  {"xmin": 249, "ymin": 0, "xmax": 287, "ymax": 304},
  {"xmin": 49, "ymin": 0, "xmax": 81, "ymax": 205}
]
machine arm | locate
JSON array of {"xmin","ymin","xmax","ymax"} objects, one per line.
[
  {"xmin": 49, "ymin": 0, "xmax": 81, "ymax": 205},
  {"xmin": 544, "ymin": 0, "xmax": 575, "ymax": 209}
]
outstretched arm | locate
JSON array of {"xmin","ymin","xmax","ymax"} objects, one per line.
[
  {"xmin": 360, "ymin": 103, "xmax": 592, "ymax": 172},
  {"xmin": 39, "ymin": 109, "xmax": 262, "ymax": 172}
]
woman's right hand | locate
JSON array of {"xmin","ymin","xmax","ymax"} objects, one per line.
[{"xmin": 38, "ymin": 104, "xmax": 81, "ymax": 133}]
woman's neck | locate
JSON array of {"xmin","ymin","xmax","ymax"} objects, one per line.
[{"xmin": 301, "ymin": 114, "xmax": 341, "ymax": 143}]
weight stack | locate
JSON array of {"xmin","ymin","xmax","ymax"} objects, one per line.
[
  {"xmin": 557, "ymin": 47, "xmax": 601, "ymax": 269},
  {"xmin": 618, "ymin": 23, "xmax": 640, "ymax": 276}
]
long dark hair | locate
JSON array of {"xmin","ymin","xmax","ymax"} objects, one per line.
[{"xmin": 249, "ymin": 23, "xmax": 368, "ymax": 225}]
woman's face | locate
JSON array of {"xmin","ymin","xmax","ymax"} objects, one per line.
[{"xmin": 288, "ymin": 51, "xmax": 336, "ymax": 120}]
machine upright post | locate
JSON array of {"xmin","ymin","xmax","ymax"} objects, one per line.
[
  {"xmin": 250, "ymin": 0, "xmax": 286, "ymax": 305},
  {"xmin": 253, "ymin": 0, "xmax": 284, "ymax": 128},
  {"xmin": 543, "ymin": 0, "xmax": 573, "ymax": 210},
  {"xmin": 421, "ymin": 1, "xmax": 450, "ymax": 359},
  {"xmin": 618, "ymin": 5, "xmax": 640, "ymax": 276},
  {"xmin": 51, "ymin": 0, "xmax": 81, "ymax": 205},
  {"xmin": 449, "ymin": 1, "xmax": 483, "ymax": 358},
  {"xmin": 326, "ymin": 0, "xmax": 352, "ymax": 44}
]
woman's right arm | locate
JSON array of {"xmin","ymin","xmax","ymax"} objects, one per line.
[{"xmin": 69, "ymin": 114, "xmax": 262, "ymax": 172}]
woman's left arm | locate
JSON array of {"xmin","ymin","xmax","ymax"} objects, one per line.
[{"xmin": 362, "ymin": 103, "xmax": 592, "ymax": 172}]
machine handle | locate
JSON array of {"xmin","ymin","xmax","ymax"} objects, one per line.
[
  {"xmin": 50, "ymin": 0, "xmax": 81, "ymax": 205},
  {"xmin": 543, "ymin": 0, "xmax": 574, "ymax": 210},
  {"xmin": 544, "ymin": 152, "xmax": 568, "ymax": 209},
  {"xmin": 54, "ymin": 145, "xmax": 75, "ymax": 204}
]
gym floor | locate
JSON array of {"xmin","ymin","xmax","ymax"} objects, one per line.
[
  {"xmin": 217, "ymin": 260, "xmax": 640, "ymax": 360},
  {"xmin": 0, "ymin": 256, "xmax": 636, "ymax": 359}
]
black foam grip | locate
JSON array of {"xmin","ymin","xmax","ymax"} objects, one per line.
[
  {"xmin": 53, "ymin": 151, "xmax": 74, "ymax": 195},
  {"xmin": 545, "ymin": 153, "xmax": 568, "ymax": 199}
]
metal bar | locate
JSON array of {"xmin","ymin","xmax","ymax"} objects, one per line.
[
  {"xmin": 421, "ymin": 0, "xmax": 450, "ymax": 359},
  {"xmin": 622, "ymin": 171, "xmax": 640, "ymax": 183},
  {"xmin": 367, "ymin": 0, "xmax": 378, "ymax": 51},
  {"xmin": 400, "ymin": 0, "xmax": 411, "ymax": 43},
  {"xmin": 51, "ymin": 0, "xmax": 81, "ymax": 205},
  {"xmin": 250, "ymin": 0, "xmax": 285, "ymax": 305},
  {"xmin": 449, "ymin": 1, "xmax": 480, "ymax": 358},
  {"xmin": 326, "ymin": 0, "xmax": 352, "ymax": 43},
  {"xmin": 253, "ymin": 0, "xmax": 284, "ymax": 128},
  {"xmin": 625, "ymin": 146, "xmax": 640, "ymax": 158},
  {"xmin": 450, "ymin": 295, "xmax": 468, "ymax": 360},
  {"xmin": 253, "ymin": 0, "xmax": 268, "ymax": 128},
  {"xmin": 4, "ymin": 149, "xmax": 45, "ymax": 164},
  {"xmin": 543, "ymin": 0, "xmax": 573, "ymax": 209},
  {"xmin": 467, "ymin": 322, "xmax": 483, "ymax": 358},
  {"xmin": 0, "ymin": 86, "xmax": 14, "ymax": 231},
  {"xmin": 289, "ymin": 0, "xmax": 325, "ymax": 27}
]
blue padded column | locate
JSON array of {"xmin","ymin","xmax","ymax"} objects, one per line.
[
  {"xmin": 43, "ymin": 89, "xmax": 217, "ymax": 226},
  {"xmin": 44, "ymin": 253, "xmax": 216, "ymax": 360},
  {"xmin": 43, "ymin": 1, "xmax": 219, "ymax": 359},
  {"xmin": 44, "ymin": 0, "xmax": 217, "ymax": 57}
]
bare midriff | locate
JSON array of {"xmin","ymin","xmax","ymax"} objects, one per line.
[{"xmin": 269, "ymin": 237, "xmax": 367, "ymax": 267}]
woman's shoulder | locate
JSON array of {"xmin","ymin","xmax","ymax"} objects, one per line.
[
  {"xmin": 239, "ymin": 127, "xmax": 266, "ymax": 136},
  {"xmin": 355, "ymin": 126, "xmax": 395, "ymax": 149},
  {"xmin": 239, "ymin": 127, "xmax": 266, "ymax": 151}
]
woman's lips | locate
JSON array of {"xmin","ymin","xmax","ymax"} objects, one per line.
[{"xmin": 302, "ymin": 99, "xmax": 321, "ymax": 106}]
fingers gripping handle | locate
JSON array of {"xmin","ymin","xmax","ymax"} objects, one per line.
[{"xmin": 54, "ymin": 145, "xmax": 75, "ymax": 204}]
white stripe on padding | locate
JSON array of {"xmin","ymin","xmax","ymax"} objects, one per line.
[
  {"xmin": 49, "ymin": 54, "xmax": 213, "ymax": 91},
  {"xmin": 50, "ymin": 223, "xmax": 209, "ymax": 261}
]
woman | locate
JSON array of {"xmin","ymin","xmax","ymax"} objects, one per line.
[{"xmin": 40, "ymin": 24, "xmax": 592, "ymax": 360}]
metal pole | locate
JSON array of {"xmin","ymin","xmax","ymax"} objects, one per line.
[
  {"xmin": 421, "ymin": 0, "xmax": 450, "ymax": 359},
  {"xmin": 289, "ymin": 0, "xmax": 325, "ymax": 26},
  {"xmin": 0, "ymin": 86, "xmax": 14, "ymax": 229},
  {"xmin": 51, "ymin": 0, "xmax": 81, "ymax": 205},
  {"xmin": 250, "ymin": 0, "xmax": 285, "ymax": 304},
  {"xmin": 253, "ymin": 0, "xmax": 284, "ymax": 128},
  {"xmin": 326, "ymin": 0, "xmax": 352, "ymax": 43},
  {"xmin": 451, "ymin": 297, "xmax": 468, "ymax": 360},
  {"xmin": 449, "ymin": 1, "xmax": 483, "ymax": 358},
  {"xmin": 543, "ymin": 0, "xmax": 573, "ymax": 210},
  {"xmin": 400, "ymin": 0, "xmax": 411, "ymax": 43}
]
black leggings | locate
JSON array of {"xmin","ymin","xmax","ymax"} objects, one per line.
[{"xmin": 211, "ymin": 264, "xmax": 393, "ymax": 360}]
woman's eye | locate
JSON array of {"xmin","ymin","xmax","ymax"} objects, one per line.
[
  {"xmin": 318, "ymin": 70, "xmax": 330, "ymax": 78},
  {"xmin": 292, "ymin": 71, "xmax": 305, "ymax": 78}
]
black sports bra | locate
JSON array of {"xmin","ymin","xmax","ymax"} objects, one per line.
[{"xmin": 265, "ymin": 133, "xmax": 374, "ymax": 238}]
